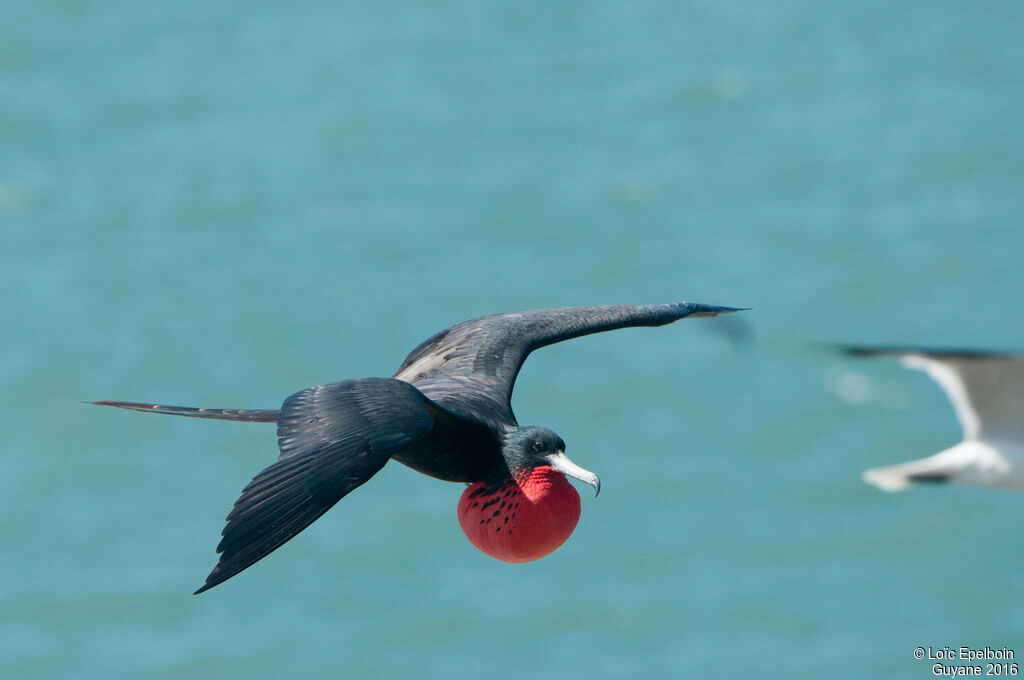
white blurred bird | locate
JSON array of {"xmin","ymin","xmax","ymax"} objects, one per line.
[{"xmin": 840, "ymin": 346, "xmax": 1024, "ymax": 492}]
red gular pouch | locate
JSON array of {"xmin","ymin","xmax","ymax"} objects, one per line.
[{"xmin": 457, "ymin": 466, "xmax": 582, "ymax": 562}]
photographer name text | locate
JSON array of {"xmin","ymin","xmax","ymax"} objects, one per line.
[{"xmin": 914, "ymin": 647, "xmax": 1017, "ymax": 677}]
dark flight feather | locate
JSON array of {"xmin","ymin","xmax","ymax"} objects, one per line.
[
  {"xmin": 194, "ymin": 378, "xmax": 434, "ymax": 593},
  {"xmin": 836, "ymin": 345, "xmax": 1020, "ymax": 360}
]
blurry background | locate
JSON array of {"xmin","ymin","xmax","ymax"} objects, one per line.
[{"xmin": 3, "ymin": 1, "xmax": 1022, "ymax": 678}]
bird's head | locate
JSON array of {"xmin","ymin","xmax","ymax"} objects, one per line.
[{"xmin": 500, "ymin": 425, "xmax": 600, "ymax": 496}]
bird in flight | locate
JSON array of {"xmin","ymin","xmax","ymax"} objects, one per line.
[
  {"xmin": 839, "ymin": 346, "xmax": 1024, "ymax": 492},
  {"xmin": 94, "ymin": 302, "xmax": 743, "ymax": 593}
]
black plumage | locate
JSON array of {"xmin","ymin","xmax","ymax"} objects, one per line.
[{"xmin": 93, "ymin": 302, "xmax": 743, "ymax": 592}]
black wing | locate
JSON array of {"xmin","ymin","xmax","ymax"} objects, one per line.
[
  {"xmin": 195, "ymin": 378, "xmax": 434, "ymax": 593},
  {"xmin": 393, "ymin": 302, "xmax": 743, "ymax": 424}
]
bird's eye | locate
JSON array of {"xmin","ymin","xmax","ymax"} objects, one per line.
[{"xmin": 532, "ymin": 440, "xmax": 546, "ymax": 453}]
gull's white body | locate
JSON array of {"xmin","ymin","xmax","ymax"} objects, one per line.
[{"xmin": 849, "ymin": 349, "xmax": 1024, "ymax": 492}]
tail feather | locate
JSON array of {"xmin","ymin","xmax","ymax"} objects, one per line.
[{"xmin": 89, "ymin": 400, "xmax": 280, "ymax": 422}]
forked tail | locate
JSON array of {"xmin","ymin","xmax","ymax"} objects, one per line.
[{"xmin": 89, "ymin": 400, "xmax": 280, "ymax": 422}]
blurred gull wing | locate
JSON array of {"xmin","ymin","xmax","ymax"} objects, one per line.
[
  {"xmin": 841, "ymin": 346, "xmax": 1024, "ymax": 440},
  {"xmin": 839, "ymin": 346, "xmax": 1024, "ymax": 492},
  {"xmin": 905, "ymin": 353, "xmax": 1024, "ymax": 442}
]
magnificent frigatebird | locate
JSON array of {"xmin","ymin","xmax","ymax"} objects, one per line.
[
  {"xmin": 839, "ymin": 346, "xmax": 1024, "ymax": 492},
  {"xmin": 93, "ymin": 302, "xmax": 743, "ymax": 593}
]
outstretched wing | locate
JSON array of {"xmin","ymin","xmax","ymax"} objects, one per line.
[
  {"xmin": 195, "ymin": 378, "xmax": 435, "ymax": 593},
  {"xmin": 839, "ymin": 346, "xmax": 1024, "ymax": 441},
  {"xmin": 393, "ymin": 302, "xmax": 744, "ymax": 424}
]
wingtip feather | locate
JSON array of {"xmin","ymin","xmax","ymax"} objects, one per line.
[
  {"xmin": 862, "ymin": 466, "xmax": 914, "ymax": 492},
  {"xmin": 679, "ymin": 302, "xmax": 750, "ymax": 317}
]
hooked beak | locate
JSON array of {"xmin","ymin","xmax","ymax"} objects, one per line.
[{"xmin": 545, "ymin": 451, "xmax": 601, "ymax": 496}]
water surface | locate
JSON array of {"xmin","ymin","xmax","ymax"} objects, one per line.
[{"xmin": 3, "ymin": 2, "xmax": 1023, "ymax": 678}]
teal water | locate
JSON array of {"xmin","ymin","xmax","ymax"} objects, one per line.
[{"xmin": 3, "ymin": 2, "xmax": 1023, "ymax": 678}]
